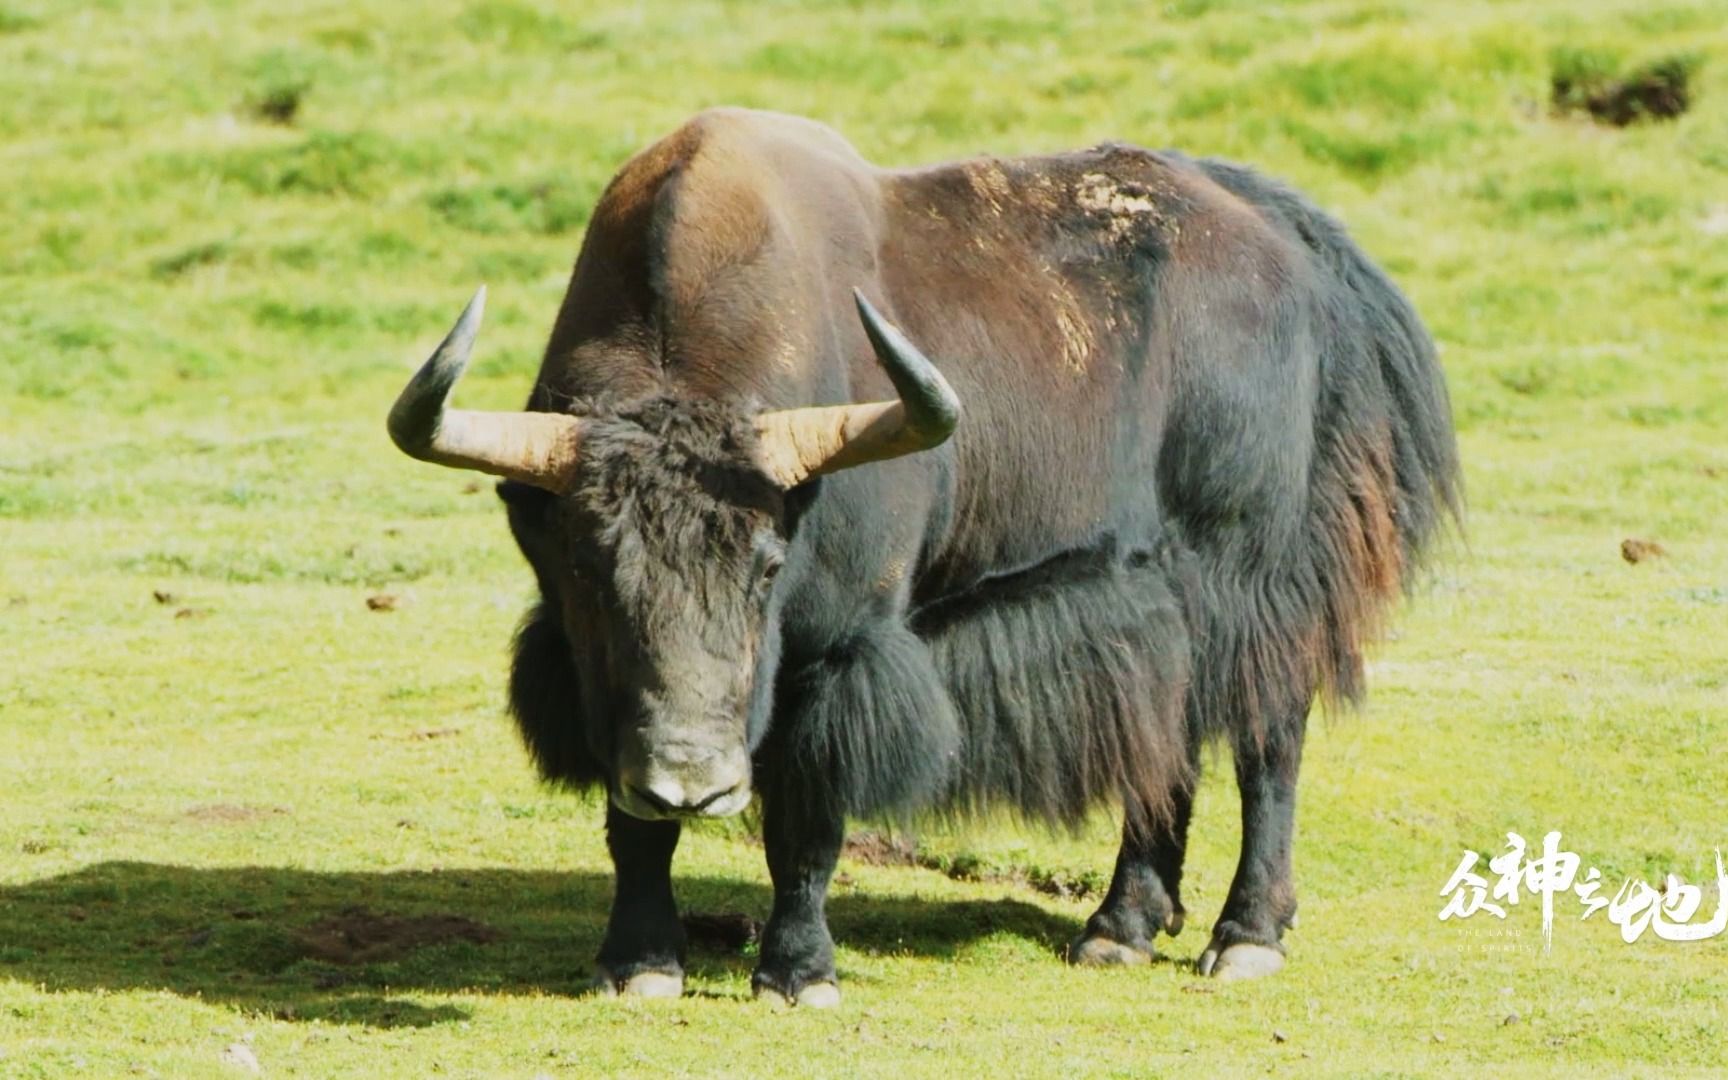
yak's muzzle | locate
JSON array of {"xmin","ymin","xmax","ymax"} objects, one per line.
[{"xmin": 612, "ymin": 739, "xmax": 752, "ymax": 820}]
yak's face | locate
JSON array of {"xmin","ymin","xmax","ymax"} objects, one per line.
[
  {"xmin": 388, "ymin": 287, "xmax": 958, "ymax": 820},
  {"xmin": 502, "ymin": 397, "xmax": 791, "ymax": 821}
]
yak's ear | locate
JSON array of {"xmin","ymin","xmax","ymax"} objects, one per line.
[
  {"xmin": 508, "ymin": 604, "xmax": 604, "ymax": 789},
  {"xmin": 781, "ymin": 474, "xmax": 822, "ymax": 535},
  {"xmin": 495, "ymin": 478, "xmax": 552, "ymax": 511}
]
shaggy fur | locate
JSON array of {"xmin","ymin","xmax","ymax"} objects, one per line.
[
  {"xmin": 771, "ymin": 618, "xmax": 961, "ymax": 818},
  {"xmin": 469, "ymin": 108, "xmax": 1461, "ymax": 997},
  {"xmin": 505, "ymin": 395, "xmax": 792, "ymax": 791},
  {"xmin": 1167, "ymin": 155, "xmax": 1461, "ymax": 750},
  {"xmin": 915, "ymin": 543, "xmax": 1194, "ymax": 837},
  {"xmin": 508, "ymin": 603, "xmax": 602, "ymax": 788}
]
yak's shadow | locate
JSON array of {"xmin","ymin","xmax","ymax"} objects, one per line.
[{"xmin": 0, "ymin": 861, "xmax": 1078, "ymax": 1027}]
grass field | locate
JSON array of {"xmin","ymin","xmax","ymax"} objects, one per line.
[{"xmin": 3, "ymin": 0, "xmax": 1726, "ymax": 1076}]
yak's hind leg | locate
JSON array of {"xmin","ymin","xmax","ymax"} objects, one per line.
[
  {"xmin": 1199, "ymin": 708, "xmax": 1306, "ymax": 980},
  {"xmin": 1070, "ymin": 740, "xmax": 1199, "ymax": 965}
]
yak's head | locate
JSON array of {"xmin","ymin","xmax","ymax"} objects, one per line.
[{"xmin": 385, "ymin": 286, "xmax": 958, "ymax": 821}]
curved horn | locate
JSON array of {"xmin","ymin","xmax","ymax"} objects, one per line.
[
  {"xmin": 753, "ymin": 289, "xmax": 962, "ymax": 488},
  {"xmin": 387, "ymin": 286, "xmax": 585, "ymax": 493}
]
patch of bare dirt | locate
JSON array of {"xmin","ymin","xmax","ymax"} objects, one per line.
[
  {"xmin": 297, "ymin": 906, "xmax": 500, "ymax": 965},
  {"xmin": 184, "ymin": 803, "xmax": 287, "ymax": 824}
]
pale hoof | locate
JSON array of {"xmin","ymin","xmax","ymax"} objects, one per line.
[
  {"xmin": 755, "ymin": 981, "xmax": 841, "ymax": 1009},
  {"xmin": 795, "ymin": 981, "xmax": 841, "ymax": 1008},
  {"xmin": 589, "ymin": 966, "xmax": 684, "ymax": 998},
  {"xmin": 1068, "ymin": 936, "xmax": 1154, "ymax": 966},
  {"xmin": 1197, "ymin": 943, "xmax": 1285, "ymax": 981}
]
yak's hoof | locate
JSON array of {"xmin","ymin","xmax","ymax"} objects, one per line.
[
  {"xmin": 1068, "ymin": 935, "xmax": 1154, "ymax": 966},
  {"xmin": 589, "ymin": 966, "xmax": 684, "ymax": 999},
  {"xmin": 754, "ymin": 980, "xmax": 841, "ymax": 1009},
  {"xmin": 1197, "ymin": 942, "xmax": 1285, "ymax": 981}
]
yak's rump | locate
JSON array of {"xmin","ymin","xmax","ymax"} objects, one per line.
[{"xmin": 1168, "ymin": 156, "xmax": 1460, "ymax": 751}]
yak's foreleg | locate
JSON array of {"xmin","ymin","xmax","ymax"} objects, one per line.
[
  {"xmin": 592, "ymin": 802, "xmax": 686, "ymax": 997},
  {"xmin": 1200, "ymin": 710, "xmax": 1305, "ymax": 980},
  {"xmin": 752, "ymin": 785, "xmax": 844, "ymax": 1008},
  {"xmin": 1070, "ymin": 750, "xmax": 1198, "ymax": 965}
]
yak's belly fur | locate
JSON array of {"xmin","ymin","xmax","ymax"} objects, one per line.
[{"xmin": 773, "ymin": 539, "xmax": 1196, "ymax": 829}]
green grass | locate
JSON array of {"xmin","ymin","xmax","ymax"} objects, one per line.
[{"xmin": 3, "ymin": 0, "xmax": 1726, "ymax": 1076}]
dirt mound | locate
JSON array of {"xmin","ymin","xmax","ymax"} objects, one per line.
[
  {"xmin": 842, "ymin": 831, "xmax": 920, "ymax": 867},
  {"xmin": 840, "ymin": 832, "xmax": 1104, "ymax": 901},
  {"xmin": 297, "ymin": 907, "xmax": 500, "ymax": 964}
]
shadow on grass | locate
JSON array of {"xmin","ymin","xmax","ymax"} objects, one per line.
[{"xmin": 0, "ymin": 862, "xmax": 1079, "ymax": 1027}]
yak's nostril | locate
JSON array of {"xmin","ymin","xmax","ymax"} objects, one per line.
[
  {"xmin": 690, "ymin": 783, "xmax": 742, "ymax": 813},
  {"xmin": 615, "ymin": 744, "xmax": 751, "ymax": 820},
  {"xmin": 644, "ymin": 780, "xmax": 732, "ymax": 814},
  {"xmin": 628, "ymin": 783, "xmax": 679, "ymax": 817},
  {"xmin": 624, "ymin": 777, "xmax": 746, "ymax": 818}
]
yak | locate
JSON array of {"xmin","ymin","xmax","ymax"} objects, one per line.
[{"xmin": 386, "ymin": 108, "xmax": 1460, "ymax": 1007}]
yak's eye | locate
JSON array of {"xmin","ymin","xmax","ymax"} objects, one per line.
[{"xmin": 758, "ymin": 550, "xmax": 785, "ymax": 585}]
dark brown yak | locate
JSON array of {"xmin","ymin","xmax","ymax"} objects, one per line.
[{"xmin": 386, "ymin": 108, "xmax": 1459, "ymax": 1005}]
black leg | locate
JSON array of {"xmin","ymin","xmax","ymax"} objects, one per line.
[
  {"xmin": 1150, "ymin": 775, "xmax": 1197, "ymax": 937},
  {"xmin": 751, "ymin": 785, "xmax": 845, "ymax": 1006},
  {"xmin": 1071, "ymin": 767, "xmax": 1197, "ymax": 965},
  {"xmin": 1200, "ymin": 711, "xmax": 1305, "ymax": 979},
  {"xmin": 594, "ymin": 802, "xmax": 686, "ymax": 996}
]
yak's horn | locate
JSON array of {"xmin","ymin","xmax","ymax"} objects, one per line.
[
  {"xmin": 753, "ymin": 289, "xmax": 961, "ymax": 489},
  {"xmin": 386, "ymin": 286, "xmax": 584, "ymax": 494}
]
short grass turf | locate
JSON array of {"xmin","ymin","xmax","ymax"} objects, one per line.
[{"xmin": 3, "ymin": 0, "xmax": 1727, "ymax": 1076}]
